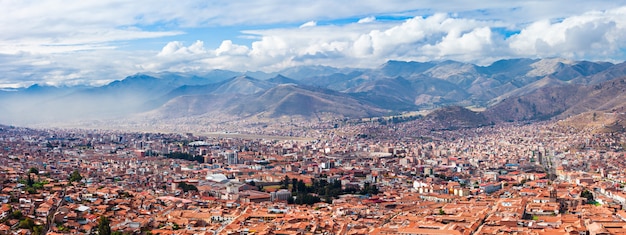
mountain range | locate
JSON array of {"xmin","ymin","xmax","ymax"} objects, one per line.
[{"xmin": 2, "ymin": 58, "xmax": 626, "ymax": 129}]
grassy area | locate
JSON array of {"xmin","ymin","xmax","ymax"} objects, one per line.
[{"xmin": 263, "ymin": 185, "xmax": 282, "ymax": 190}]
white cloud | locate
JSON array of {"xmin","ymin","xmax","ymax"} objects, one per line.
[
  {"xmin": 149, "ymin": 7, "xmax": 626, "ymax": 72},
  {"xmin": 358, "ymin": 16, "xmax": 376, "ymax": 24},
  {"xmin": 158, "ymin": 41, "xmax": 185, "ymax": 56},
  {"xmin": 215, "ymin": 40, "xmax": 249, "ymax": 56},
  {"xmin": 508, "ymin": 7, "xmax": 626, "ymax": 60},
  {"xmin": 113, "ymin": 7, "xmax": 626, "ymax": 78},
  {"xmin": 299, "ymin": 21, "xmax": 317, "ymax": 28},
  {"xmin": 2, "ymin": 1, "xmax": 619, "ymax": 55},
  {"xmin": 1, "ymin": 1, "xmax": 626, "ymax": 87},
  {"xmin": 422, "ymin": 27, "xmax": 495, "ymax": 59}
]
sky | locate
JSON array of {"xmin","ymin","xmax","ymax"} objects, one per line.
[{"xmin": 1, "ymin": 0, "xmax": 626, "ymax": 88}]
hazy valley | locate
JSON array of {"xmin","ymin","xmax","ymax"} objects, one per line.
[{"xmin": 2, "ymin": 58, "xmax": 626, "ymax": 134}]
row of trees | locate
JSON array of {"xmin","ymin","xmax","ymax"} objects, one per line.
[
  {"xmin": 375, "ymin": 115, "xmax": 421, "ymax": 126},
  {"xmin": 177, "ymin": 182, "xmax": 198, "ymax": 193},
  {"xmin": 164, "ymin": 152, "xmax": 204, "ymax": 163},
  {"xmin": 281, "ymin": 176, "xmax": 379, "ymax": 205}
]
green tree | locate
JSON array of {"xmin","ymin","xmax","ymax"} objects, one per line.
[
  {"xmin": 97, "ymin": 216, "xmax": 111, "ymax": 235},
  {"xmin": 291, "ymin": 178, "xmax": 298, "ymax": 192},
  {"xmin": 26, "ymin": 188, "xmax": 37, "ymax": 194},
  {"xmin": 18, "ymin": 218, "xmax": 35, "ymax": 229},
  {"xmin": 291, "ymin": 192, "xmax": 321, "ymax": 205},
  {"xmin": 33, "ymin": 225, "xmax": 43, "ymax": 235},
  {"xmin": 27, "ymin": 174, "xmax": 35, "ymax": 187},
  {"xmin": 324, "ymin": 195, "xmax": 333, "ymax": 204},
  {"xmin": 177, "ymin": 182, "xmax": 198, "ymax": 193},
  {"xmin": 69, "ymin": 170, "xmax": 83, "ymax": 182},
  {"xmin": 581, "ymin": 189, "xmax": 595, "ymax": 204},
  {"xmin": 297, "ymin": 180, "xmax": 307, "ymax": 193},
  {"xmin": 29, "ymin": 167, "xmax": 39, "ymax": 175},
  {"xmin": 360, "ymin": 182, "xmax": 379, "ymax": 195},
  {"xmin": 11, "ymin": 210, "xmax": 23, "ymax": 220},
  {"xmin": 282, "ymin": 175, "xmax": 290, "ymax": 189}
]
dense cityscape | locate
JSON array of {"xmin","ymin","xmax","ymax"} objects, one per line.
[{"xmin": 0, "ymin": 115, "xmax": 625, "ymax": 235}]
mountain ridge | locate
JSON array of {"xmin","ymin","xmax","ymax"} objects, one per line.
[{"xmin": 1, "ymin": 58, "xmax": 626, "ymax": 128}]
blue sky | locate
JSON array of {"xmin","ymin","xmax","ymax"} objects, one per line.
[{"xmin": 1, "ymin": 0, "xmax": 626, "ymax": 87}]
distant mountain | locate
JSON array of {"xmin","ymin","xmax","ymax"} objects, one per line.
[
  {"xmin": 484, "ymin": 77, "xmax": 626, "ymax": 122},
  {"xmin": 377, "ymin": 60, "xmax": 436, "ymax": 78},
  {"xmin": 347, "ymin": 76, "xmax": 417, "ymax": 110},
  {"xmin": 148, "ymin": 84, "xmax": 387, "ymax": 120},
  {"xmin": 266, "ymin": 75, "xmax": 301, "ymax": 85},
  {"xmin": 192, "ymin": 69, "xmax": 243, "ymax": 83},
  {"xmin": 147, "ymin": 75, "xmax": 276, "ymax": 109},
  {"xmin": 489, "ymin": 75, "xmax": 567, "ymax": 105},
  {"xmin": 475, "ymin": 58, "xmax": 537, "ymax": 79},
  {"xmin": 238, "ymin": 84, "xmax": 386, "ymax": 118},
  {"xmin": 2, "ymin": 58, "xmax": 626, "ymax": 129},
  {"xmin": 277, "ymin": 65, "xmax": 353, "ymax": 80},
  {"xmin": 299, "ymin": 71, "xmax": 367, "ymax": 91},
  {"xmin": 571, "ymin": 62, "xmax": 626, "ymax": 84},
  {"xmin": 211, "ymin": 76, "xmax": 274, "ymax": 95}
]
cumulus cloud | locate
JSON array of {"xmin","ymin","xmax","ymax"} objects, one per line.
[
  {"xmin": 508, "ymin": 7, "xmax": 626, "ymax": 59},
  {"xmin": 148, "ymin": 7, "xmax": 626, "ymax": 72},
  {"xmin": 158, "ymin": 40, "xmax": 207, "ymax": 56},
  {"xmin": 215, "ymin": 40, "xmax": 249, "ymax": 56},
  {"xmin": 158, "ymin": 41, "xmax": 185, "ymax": 56},
  {"xmin": 65, "ymin": 7, "xmax": 626, "ymax": 84}
]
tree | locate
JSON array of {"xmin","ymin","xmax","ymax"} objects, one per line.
[
  {"xmin": 29, "ymin": 167, "xmax": 39, "ymax": 175},
  {"xmin": 27, "ymin": 174, "xmax": 35, "ymax": 187},
  {"xmin": 297, "ymin": 180, "xmax": 307, "ymax": 193},
  {"xmin": 33, "ymin": 225, "xmax": 43, "ymax": 235},
  {"xmin": 291, "ymin": 178, "xmax": 298, "ymax": 192},
  {"xmin": 18, "ymin": 218, "xmax": 35, "ymax": 229},
  {"xmin": 581, "ymin": 189, "xmax": 595, "ymax": 203},
  {"xmin": 69, "ymin": 170, "xmax": 83, "ymax": 182},
  {"xmin": 324, "ymin": 195, "xmax": 333, "ymax": 204},
  {"xmin": 360, "ymin": 182, "xmax": 379, "ymax": 195},
  {"xmin": 11, "ymin": 210, "xmax": 23, "ymax": 220},
  {"xmin": 177, "ymin": 182, "xmax": 198, "ymax": 193},
  {"xmin": 97, "ymin": 216, "xmax": 111, "ymax": 235},
  {"xmin": 282, "ymin": 175, "xmax": 290, "ymax": 189},
  {"xmin": 291, "ymin": 192, "xmax": 321, "ymax": 205}
]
